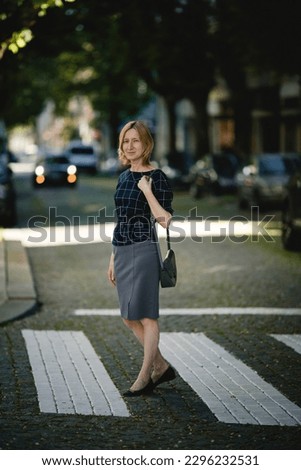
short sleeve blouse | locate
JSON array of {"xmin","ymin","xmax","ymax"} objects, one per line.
[{"xmin": 112, "ymin": 168, "xmax": 173, "ymax": 246}]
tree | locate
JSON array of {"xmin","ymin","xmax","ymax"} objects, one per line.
[
  {"xmin": 0, "ymin": 3, "xmax": 81, "ymax": 126},
  {"xmin": 1, "ymin": 0, "xmax": 216, "ymax": 156},
  {"xmin": 66, "ymin": 2, "xmax": 151, "ymax": 147},
  {"xmin": 3, "ymin": 0, "xmax": 299, "ymax": 157},
  {"xmin": 0, "ymin": 0, "xmax": 150, "ymax": 148},
  {"xmin": 0, "ymin": 0, "xmax": 78, "ymax": 59},
  {"xmin": 213, "ymin": 0, "xmax": 253, "ymax": 157},
  {"xmin": 213, "ymin": 0, "xmax": 301, "ymax": 156},
  {"xmin": 119, "ymin": 0, "xmax": 215, "ymax": 159}
]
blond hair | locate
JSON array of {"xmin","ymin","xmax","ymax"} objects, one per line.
[{"xmin": 118, "ymin": 120, "xmax": 154, "ymax": 166}]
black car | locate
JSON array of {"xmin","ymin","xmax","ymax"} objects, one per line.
[
  {"xmin": 282, "ymin": 168, "xmax": 301, "ymax": 251},
  {"xmin": 237, "ymin": 153, "xmax": 301, "ymax": 210},
  {"xmin": 0, "ymin": 161, "xmax": 17, "ymax": 227},
  {"xmin": 189, "ymin": 152, "xmax": 240, "ymax": 198},
  {"xmin": 33, "ymin": 154, "xmax": 78, "ymax": 188}
]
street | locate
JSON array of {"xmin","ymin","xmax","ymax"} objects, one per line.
[{"xmin": 1, "ymin": 167, "xmax": 301, "ymax": 450}]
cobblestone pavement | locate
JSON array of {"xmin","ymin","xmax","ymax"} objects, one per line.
[{"xmin": 0, "ymin": 234, "xmax": 301, "ymax": 450}]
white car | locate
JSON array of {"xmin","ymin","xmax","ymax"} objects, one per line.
[{"xmin": 66, "ymin": 142, "xmax": 98, "ymax": 174}]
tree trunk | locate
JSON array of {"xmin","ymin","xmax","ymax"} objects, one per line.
[
  {"xmin": 231, "ymin": 88, "xmax": 252, "ymax": 159},
  {"xmin": 108, "ymin": 110, "xmax": 120, "ymax": 150},
  {"xmin": 165, "ymin": 97, "xmax": 177, "ymax": 155},
  {"xmin": 193, "ymin": 101, "xmax": 210, "ymax": 159}
]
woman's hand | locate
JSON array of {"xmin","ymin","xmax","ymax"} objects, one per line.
[
  {"xmin": 138, "ymin": 175, "xmax": 152, "ymax": 194},
  {"xmin": 107, "ymin": 253, "xmax": 116, "ymax": 286},
  {"xmin": 138, "ymin": 175, "xmax": 171, "ymax": 229}
]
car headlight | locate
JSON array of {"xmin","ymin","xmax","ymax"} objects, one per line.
[
  {"xmin": 67, "ymin": 165, "xmax": 77, "ymax": 175},
  {"xmin": 35, "ymin": 165, "xmax": 44, "ymax": 176}
]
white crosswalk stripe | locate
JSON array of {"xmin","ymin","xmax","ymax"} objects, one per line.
[
  {"xmin": 22, "ymin": 329, "xmax": 130, "ymax": 417},
  {"xmin": 271, "ymin": 334, "xmax": 301, "ymax": 355},
  {"xmin": 21, "ymin": 329, "xmax": 301, "ymax": 425},
  {"xmin": 74, "ymin": 308, "xmax": 301, "ymax": 316},
  {"xmin": 160, "ymin": 332, "xmax": 301, "ymax": 426}
]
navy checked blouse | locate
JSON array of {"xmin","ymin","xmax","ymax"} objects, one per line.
[{"xmin": 113, "ymin": 169, "xmax": 174, "ymax": 246}]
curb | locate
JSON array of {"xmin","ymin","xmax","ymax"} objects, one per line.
[{"xmin": 0, "ymin": 238, "xmax": 38, "ymax": 325}]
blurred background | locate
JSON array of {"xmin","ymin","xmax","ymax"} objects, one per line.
[{"xmin": 0, "ymin": 0, "xmax": 301, "ymax": 247}]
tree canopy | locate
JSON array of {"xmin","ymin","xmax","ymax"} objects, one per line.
[
  {"xmin": 0, "ymin": 0, "xmax": 78, "ymax": 58},
  {"xmin": 1, "ymin": 0, "xmax": 300, "ymax": 154}
]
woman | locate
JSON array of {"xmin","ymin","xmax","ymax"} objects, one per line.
[{"xmin": 107, "ymin": 120, "xmax": 176, "ymax": 397}]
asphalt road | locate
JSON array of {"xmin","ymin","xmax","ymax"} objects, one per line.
[{"xmin": 0, "ymin": 169, "xmax": 301, "ymax": 451}]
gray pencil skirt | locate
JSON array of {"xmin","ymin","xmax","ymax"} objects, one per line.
[{"xmin": 113, "ymin": 240, "xmax": 160, "ymax": 320}]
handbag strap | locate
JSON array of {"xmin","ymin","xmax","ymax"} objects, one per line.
[
  {"xmin": 152, "ymin": 218, "xmax": 171, "ymax": 268},
  {"xmin": 166, "ymin": 226, "xmax": 171, "ymax": 251}
]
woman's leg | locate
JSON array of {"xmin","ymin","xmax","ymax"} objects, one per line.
[
  {"xmin": 122, "ymin": 319, "xmax": 144, "ymax": 347},
  {"xmin": 123, "ymin": 318, "xmax": 168, "ymax": 391}
]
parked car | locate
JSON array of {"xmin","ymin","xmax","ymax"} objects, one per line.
[
  {"xmin": 99, "ymin": 151, "xmax": 126, "ymax": 176},
  {"xmin": 0, "ymin": 161, "xmax": 17, "ymax": 227},
  {"xmin": 32, "ymin": 154, "xmax": 77, "ymax": 188},
  {"xmin": 160, "ymin": 164, "xmax": 190, "ymax": 190},
  {"xmin": 189, "ymin": 152, "xmax": 240, "ymax": 198},
  {"xmin": 65, "ymin": 142, "xmax": 98, "ymax": 174},
  {"xmin": 160, "ymin": 151, "xmax": 192, "ymax": 190},
  {"xmin": 282, "ymin": 167, "xmax": 301, "ymax": 251},
  {"xmin": 237, "ymin": 153, "xmax": 301, "ymax": 210}
]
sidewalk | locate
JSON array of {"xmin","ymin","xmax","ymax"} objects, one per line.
[{"xmin": 0, "ymin": 236, "xmax": 37, "ymax": 325}]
